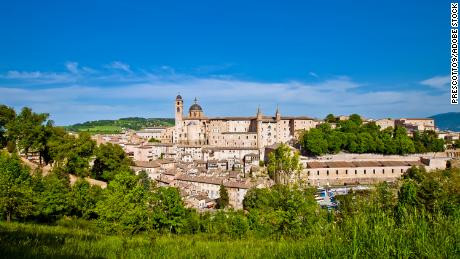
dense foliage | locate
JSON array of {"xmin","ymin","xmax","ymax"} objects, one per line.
[
  {"xmin": 267, "ymin": 144, "xmax": 302, "ymax": 184},
  {"xmin": 91, "ymin": 143, "xmax": 132, "ymax": 181},
  {"xmin": 65, "ymin": 117, "xmax": 174, "ymax": 134},
  {"xmin": 217, "ymin": 184, "xmax": 229, "ymax": 209},
  {"xmin": 0, "ymin": 165, "xmax": 458, "ymax": 257},
  {"xmin": 0, "ymin": 105, "xmax": 133, "ymax": 181},
  {"xmin": 301, "ymin": 114, "xmax": 445, "ymax": 156},
  {"xmin": 0, "ymin": 146, "xmax": 459, "ymax": 256}
]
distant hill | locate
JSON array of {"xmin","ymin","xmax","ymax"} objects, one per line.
[
  {"xmin": 429, "ymin": 112, "xmax": 460, "ymax": 131},
  {"xmin": 65, "ymin": 117, "xmax": 174, "ymax": 134}
]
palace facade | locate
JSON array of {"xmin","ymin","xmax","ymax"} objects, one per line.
[{"xmin": 169, "ymin": 95, "xmax": 319, "ymax": 151}]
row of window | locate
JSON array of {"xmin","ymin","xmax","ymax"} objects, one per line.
[{"xmin": 307, "ymin": 168, "xmax": 405, "ymax": 176}]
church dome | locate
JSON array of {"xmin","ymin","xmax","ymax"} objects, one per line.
[
  {"xmin": 176, "ymin": 94, "xmax": 182, "ymax": 100},
  {"xmin": 189, "ymin": 103, "xmax": 203, "ymax": 112},
  {"xmin": 189, "ymin": 97, "xmax": 203, "ymax": 112}
]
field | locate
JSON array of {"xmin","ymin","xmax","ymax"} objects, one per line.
[
  {"xmin": 64, "ymin": 117, "xmax": 175, "ymax": 134},
  {"xmin": 0, "ymin": 217, "xmax": 458, "ymax": 259},
  {"xmin": 67, "ymin": 125, "xmax": 124, "ymax": 134}
]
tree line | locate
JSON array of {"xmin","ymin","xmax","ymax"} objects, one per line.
[
  {"xmin": 301, "ymin": 114, "xmax": 445, "ymax": 156},
  {"xmin": 0, "ymin": 105, "xmax": 132, "ymax": 182}
]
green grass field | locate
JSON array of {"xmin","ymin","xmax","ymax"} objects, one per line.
[
  {"xmin": 0, "ymin": 217, "xmax": 458, "ymax": 259},
  {"xmin": 64, "ymin": 117, "xmax": 175, "ymax": 134},
  {"xmin": 69, "ymin": 125, "xmax": 123, "ymax": 134}
]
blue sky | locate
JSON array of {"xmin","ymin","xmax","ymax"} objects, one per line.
[{"xmin": 0, "ymin": 0, "xmax": 456, "ymax": 125}]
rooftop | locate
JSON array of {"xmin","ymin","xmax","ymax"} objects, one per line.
[{"xmin": 306, "ymin": 160, "xmax": 424, "ymax": 169}]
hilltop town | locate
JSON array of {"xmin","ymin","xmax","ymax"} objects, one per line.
[{"xmin": 90, "ymin": 95, "xmax": 459, "ymax": 209}]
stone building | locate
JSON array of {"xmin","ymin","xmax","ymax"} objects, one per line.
[
  {"xmin": 396, "ymin": 118, "xmax": 435, "ymax": 131},
  {"xmin": 168, "ymin": 95, "xmax": 320, "ymax": 158},
  {"xmin": 135, "ymin": 127, "xmax": 167, "ymax": 140},
  {"xmin": 375, "ymin": 118, "xmax": 396, "ymax": 130}
]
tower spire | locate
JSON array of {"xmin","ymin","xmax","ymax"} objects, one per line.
[
  {"xmin": 257, "ymin": 105, "xmax": 262, "ymax": 120},
  {"xmin": 275, "ymin": 104, "xmax": 281, "ymax": 121}
]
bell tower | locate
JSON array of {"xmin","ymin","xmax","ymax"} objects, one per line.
[{"xmin": 175, "ymin": 94, "xmax": 183, "ymax": 125}]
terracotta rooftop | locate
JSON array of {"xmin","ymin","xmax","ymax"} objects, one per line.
[{"xmin": 133, "ymin": 161, "xmax": 160, "ymax": 168}]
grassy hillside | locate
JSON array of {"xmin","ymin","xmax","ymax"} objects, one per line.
[
  {"xmin": 0, "ymin": 219, "xmax": 457, "ymax": 258},
  {"xmin": 65, "ymin": 117, "xmax": 174, "ymax": 134},
  {"xmin": 430, "ymin": 112, "xmax": 460, "ymax": 131}
]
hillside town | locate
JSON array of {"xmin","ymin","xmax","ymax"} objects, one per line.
[{"xmin": 90, "ymin": 95, "xmax": 459, "ymax": 209}]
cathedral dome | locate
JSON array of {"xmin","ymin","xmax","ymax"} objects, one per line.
[
  {"xmin": 189, "ymin": 97, "xmax": 203, "ymax": 112},
  {"xmin": 189, "ymin": 103, "xmax": 203, "ymax": 112}
]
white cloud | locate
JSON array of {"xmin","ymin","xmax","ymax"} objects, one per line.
[
  {"xmin": 420, "ymin": 75, "xmax": 450, "ymax": 90},
  {"xmin": 65, "ymin": 62, "xmax": 79, "ymax": 74},
  {"xmin": 0, "ymin": 65, "xmax": 454, "ymax": 125},
  {"xmin": 1, "ymin": 70, "xmax": 74, "ymax": 84},
  {"xmin": 108, "ymin": 61, "xmax": 131, "ymax": 73}
]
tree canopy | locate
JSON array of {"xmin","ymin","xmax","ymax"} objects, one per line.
[
  {"xmin": 301, "ymin": 115, "xmax": 444, "ymax": 156},
  {"xmin": 267, "ymin": 144, "xmax": 302, "ymax": 184}
]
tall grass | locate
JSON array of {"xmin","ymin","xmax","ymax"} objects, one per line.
[{"xmin": 0, "ymin": 214, "xmax": 458, "ymax": 259}]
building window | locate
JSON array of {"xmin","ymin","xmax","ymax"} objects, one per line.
[
  {"xmin": 346, "ymin": 170, "xmax": 348, "ymax": 175},
  {"xmin": 364, "ymin": 170, "xmax": 366, "ymax": 174},
  {"xmin": 327, "ymin": 170, "xmax": 329, "ymax": 176},
  {"xmin": 401, "ymin": 169, "xmax": 403, "ymax": 173},
  {"xmin": 392, "ymin": 169, "xmax": 394, "ymax": 173},
  {"xmin": 355, "ymin": 170, "xmax": 357, "ymax": 175},
  {"xmin": 373, "ymin": 169, "xmax": 375, "ymax": 174},
  {"xmin": 317, "ymin": 171, "xmax": 319, "ymax": 176},
  {"xmin": 307, "ymin": 171, "xmax": 310, "ymax": 176},
  {"xmin": 336, "ymin": 170, "xmax": 338, "ymax": 175}
]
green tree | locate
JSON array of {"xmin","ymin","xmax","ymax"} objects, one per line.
[
  {"xmin": 35, "ymin": 168, "xmax": 71, "ymax": 221},
  {"xmin": 325, "ymin": 114, "xmax": 337, "ymax": 123},
  {"xmin": 348, "ymin": 114, "xmax": 363, "ymax": 125},
  {"xmin": 267, "ymin": 144, "xmax": 302, "ymax": 184},
  {"xmin": 217, "ymin": 184, "xmax": 229, "ymax": 209},
  {"xmin": 91, "ymin": 142, "xmax": 132, "ymax": 181},
  {"xmin": 453, "ymin": 139, "xmax": 460, "ymax": 149},
  {"xmin": 6, "ymin": 107, "xmax": 50, "ymax": 164},
  {"xmin": 301, "ymin": 128, "xmax": 328, "ymax": 156},
  {"xmin": 243, "ymin": 185, "xmax": 319, "ymax": 237},
  {"xmin": 48, "ymin": 132, "xmax": 96, "ymax": 176},
  {"xmin": 69, "ymin": 179, "xmax": 103, "ymax": 219},
  {"xmin": 0, "ymin": 151, "xmax": 34, "ymax": 222},
  {"xmin": 394, "ymin": 126, "xmax": 415, "ymax": 155},
  {"xmin": 0, "ymin": 105, "xmax": 16, "ymax": 149},
  {"xmin": 96, "ymin": 170, "xmax": 149, "ymax": 234},
  {"xmin": 150, "ymin": 187, "xmax": 188, "ymax": 233},
  {"xmin": 326, "ymin": 131, "xmax": 343, "ymax": 153}
]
